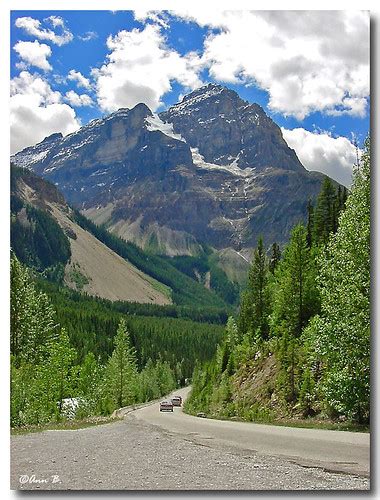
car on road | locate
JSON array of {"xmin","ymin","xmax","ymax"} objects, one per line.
[
  {"xmin": 160, "ymin": 400, "xmax": 174, "ymax": 412},
  {"xmin": 171, "ymin": 396, "xmax": 182, "ymax": 407}
]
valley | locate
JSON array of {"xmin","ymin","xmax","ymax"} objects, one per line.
[
  {"xmin": 10, "ymin": 84, "xmax": 370, "ymax": 493},
  {"xmin": 8, "ymin": 8, "xmax": 371, "ymax": 494}
]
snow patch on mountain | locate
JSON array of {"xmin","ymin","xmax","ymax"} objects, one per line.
[
  {"xmin": 191, "ymin": 148, "xmax": 256, "ymax": 178},
  {"xmin": 11, "ymin": 147, "xmax": 52, "ymax": 169},
  {"xmin": 145, "ymin": 114, "xmax": 185, "ymax": 142}
]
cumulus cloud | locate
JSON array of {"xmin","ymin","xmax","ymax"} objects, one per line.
[
  {"xmin": 67, "ymin": 69, "xmax": 92, "ymax": 90},
  {"xmin": 281, "ymin": 127, "xmax": 359, "ymax": 187},
  {"xmin": 65, "ymin": 90, "xmax": 93, "ymax": 107},
  {"xmin": 171, "ymin": 10, "xmax": 369, "ymax": 119},
  {"xmin": 10, "ymin": 71, "xmax": 80, "ymax": 154},
  {"xmin": 93, "ymin": 23, "xmax": 203, "ymax": 112},
  {"xmin": 14, "ymin": 15, "xmax": 73, "ymax": 46},
  {"xmin": 13, "ymin": 40, "xmax": 52, "ymax": 71}
]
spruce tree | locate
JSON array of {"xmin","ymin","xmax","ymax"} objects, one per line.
[
  {"xmin": 269, "ymin": 242, "xmax": 281, "ymax": 274},
  {"xmin": 106, "ymin": 318, "xmax": 138, "ymax": 409},
  {"xmin": 238, "ymin": 237, "xmax": 270, "ymax": 341},
  {"xmin": 313, "ymin": 177, "xmax": 337, "ymax": 245}
]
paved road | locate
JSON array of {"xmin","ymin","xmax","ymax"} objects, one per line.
[
  {"xmin": 132, "ymin": 386, "xmax": 370, "ymax": 477},
  {"xmin": 10, "ymin": 387, "xmax": 370, "ymax": 491}
]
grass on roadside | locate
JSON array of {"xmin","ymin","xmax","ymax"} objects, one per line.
[
  {"xmin": 11, "ymin": 415, "xmax": 123, "ymax": 436},
  {"xmin": 268, "ymin": 418, "xmax": 369, "ymax": 433},
  {"xmin": 183, "ymin": 406, "xmax": 369, "ymax": 433}
]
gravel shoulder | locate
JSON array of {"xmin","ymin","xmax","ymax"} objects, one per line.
[{"xmin": 11, "ymin": 406, "xmax": 370, "ymax": 491}]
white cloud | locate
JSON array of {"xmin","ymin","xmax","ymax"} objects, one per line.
[
  {"xmin": 10, "ymin": 71, "xmax": 61, "ymax": 103},
  {"xmin": 78, "ymin": 31, "xmax": 98, "ymax": 42},
  {"xmin": 93, "ymin": 23, "xmax": 203, "ymax": 112},
  {"xmin": 281, "ymin": 127, "xmax": 358, "ymax": 187},
  {"xmin": 13, "ymin": 40, "xmax": 52, "ymax": 71},
  {"xmin": 14, "ymin": 16, "xmax": 73, "ymax": 46},
  {"xmin": 65, "ymin": 90, "xmax": 93, "ymax": 107},
  {"xmin": 10, "ymin": 71, "xmax": 80, "ymax": 154},
  {"xmin": 171, "ymin": 10, "xmax": 369, "ymax": 119},
  {"xmin": 67, "ymin": 69, "xmax": 92, "ymax": 90},
  {"xmin": 133, "ymin": 10, "xmax": 170, "ymax": 29}
]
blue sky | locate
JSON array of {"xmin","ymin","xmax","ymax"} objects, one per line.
[{"xmin": 10, "ymin": 10, "xmax": 370, "ymax": 186}]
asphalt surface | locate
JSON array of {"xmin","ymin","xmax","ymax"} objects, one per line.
[
  {"xmin": 132, "ymin": 386, "xmax": 370, "ymax": 477},
  {"xmin": 10, "ymin": 386, "xmax": 370, "ymax": 491}
]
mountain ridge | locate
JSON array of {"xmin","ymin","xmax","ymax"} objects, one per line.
[{"xmin": 11, "ymin": 84, "xmax": 330, "ymax": 259}]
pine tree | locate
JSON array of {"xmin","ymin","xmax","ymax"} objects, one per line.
[
  {"xmin": 218, "ymin": 316, "xmax": 239, "ymax": 374},
  {"xmin": 306, "ymin": 199, "xmax": 314, "ymax": 248},
  {"xmin": 11, "ymin": 254, "xmax": 58, "ymax": 365},
  {"xmin": 106, "ymin": 318, "xmax": 138, "ymax": 409},
  {"xmin": 269, "ymin": 242, "xmax": 281, "ymax": 273},
  {"xmin": 313, "ymin": 177, "xmax": 337, "ymax": 245},
  {"xmin": 238, "ymin": 237, "xmax": 270, "ymax": 341},
  {"xmin": 272, "ymin": 224, "xmax": 317, "ymax": 339}
]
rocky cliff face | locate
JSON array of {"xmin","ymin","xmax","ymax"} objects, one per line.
[
  {"xmin": 160, "ymin": 84, "xmax": 303, "ymax": 172},
  {"xmin": 11, "ymin": 84, "xmax": 326, "ymax": 258}
]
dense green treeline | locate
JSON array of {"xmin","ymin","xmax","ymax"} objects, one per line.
[
  {"xmin": 186, "ymin": 141, "xmax": 370, "ymax": 425},
  {"xmin": 52, "ymin": 299, "xmax": 223, "ymax": 378},
  {"xmin": 162, "ymin": 251, "xmax": 240, "ymax": 305},
  {"xmin": 11, "ymin": 197, "xmax": 71, "ymax": 272},
  {"xmin": 35, "ymin": 278, "xmax": 224, "ymax": 376},
  {"xmin": 11, "ymin": 255, "xmax": 223, "ymax": 427},
  {"xmin": 72, "ymin": 210, "xmax": 228, "ymax": 309},
  {"xmin": 37, "ymin": 278, "xmax": 229, "ymax": 325}
]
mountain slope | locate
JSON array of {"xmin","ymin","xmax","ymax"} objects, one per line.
[
  {"xmin": 11, "ymin": 84, "xmax": 328, "ymax": 258},
  {"xmin": 11, "ymin": 167, "xmax": 172, "ymax": 305}
]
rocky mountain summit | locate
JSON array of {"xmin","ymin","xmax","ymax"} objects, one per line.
[
  {"xmin": 160, "ymin": 84, "xmax": 303, "ymax": 172},
  {"xmin": 11, "ymin": 84, "xmax": 327, "ymax": 260}
]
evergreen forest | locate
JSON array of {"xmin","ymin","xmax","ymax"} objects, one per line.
[
  {"xmin": 10, "ymin": 141, "xmax": 370, "ymax": 430},
  {"xmin": 185, "ymin": 140, "xmax": 370, "ymax": 427}
]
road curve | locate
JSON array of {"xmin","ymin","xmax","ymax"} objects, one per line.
[
  {"xmin": 131, "ymin": 386, "xmax": 370, "ymax": 477},
  {"xmin": 11, "ymin": 386, "xmax": 370, "ymax": 490}
]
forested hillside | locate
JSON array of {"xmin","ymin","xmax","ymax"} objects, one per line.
[
  {"xmin": 73, "ymin": 210, "xmax": 234, "ymax": 309},
  {"xmin": 11, "ymin": 255, "xmax": 224, "ymax": 427},
  {"xmin": 11, "ymin": 165, "xmax": 235, "ymax": 310},
  {"xmin": 186, "ymin": 140, "xmax": 370, "ymax": 426},
  {"xmin": 10, "ymin": 166, "xmax": 233, "ymax": 429},
  {"xmin": 11, "ymin": 167, "xmax": 71, "ymax": 277},
  {"xmin": 9, "ymin": 146, "xmax": 369, "ymax": 431}
]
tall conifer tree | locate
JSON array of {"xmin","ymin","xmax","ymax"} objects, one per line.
[{"xmin": 238, "ymin": 237, "xmax": 270, "ymax": 341}]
